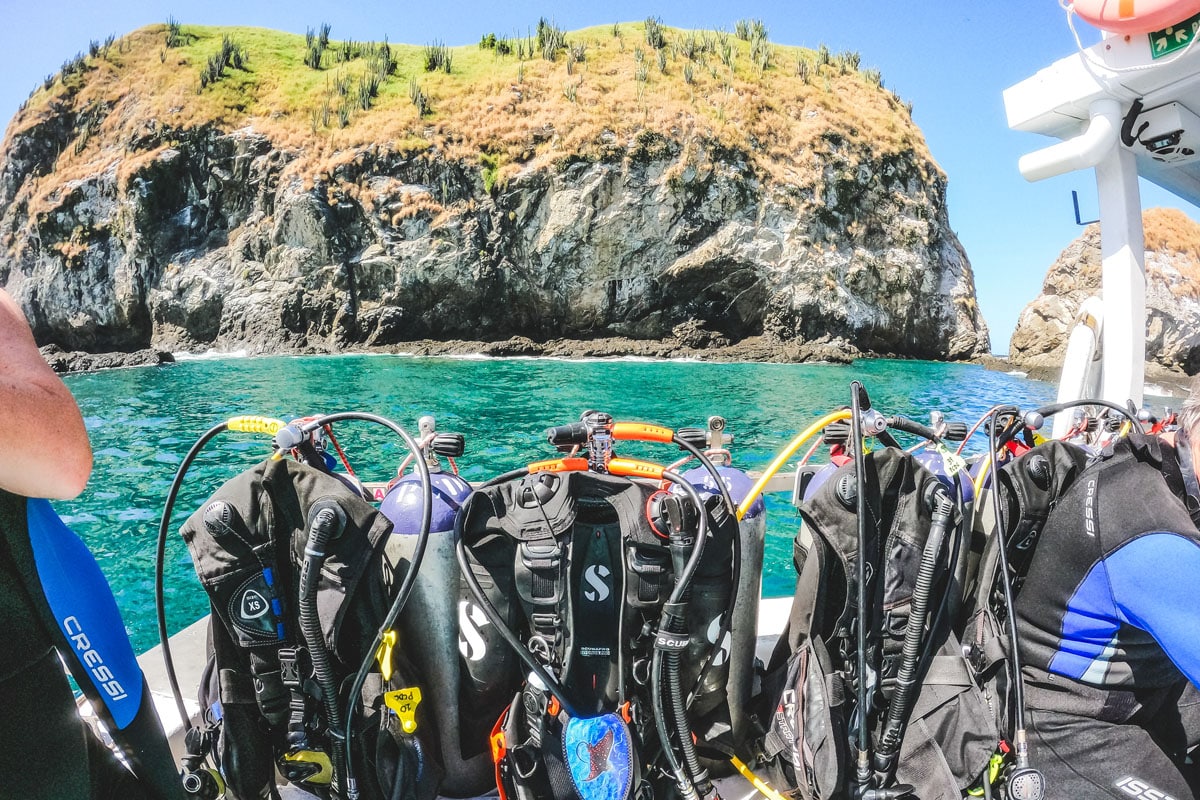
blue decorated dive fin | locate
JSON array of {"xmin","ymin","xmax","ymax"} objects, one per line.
[{"xmin": 25, "ymin": 498, "xmax": 183, "ymax": 799}]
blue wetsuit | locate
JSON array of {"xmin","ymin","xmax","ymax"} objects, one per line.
[{"xmin": 1012, "ymin": 433, "xmax": 1200, "ymax": 799}]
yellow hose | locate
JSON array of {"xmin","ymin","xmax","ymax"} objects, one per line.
[
  {"xmin": 972, "ymin": 454, "xmax": 993, "ymax": 500},
  {"xmin": 737, "ymin": 409, "xmax": 851, "ymax": 520},
  {"xmin": 729, "ymin": 756, "xmax": 791, "ymax": 800},
  {"xmin": 225, "ymin": 415, "xmax": 287, "ymax": 435}
]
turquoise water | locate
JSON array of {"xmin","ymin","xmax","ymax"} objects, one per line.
[{"xmin": 55, "ymin": 355, "xmax": 1058, "ymax": 654}]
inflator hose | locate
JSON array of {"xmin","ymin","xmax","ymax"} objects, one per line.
[
  {"xmin": 876, "ymin": 486, "xmax": 954, "ymax": 767},
  {"xmin": 309, "ymin": 413, "xmax": 432, "ymax": 800},
  {"xmin": 850, "ymin": 382, "xmax": 873, "ymax": 789},
  {"xmin": 651, "ymin": 473, "xmax": 712, "ymax": 800},
  {"xmin": 156, "ymin": 421, "xmax": 231, "ymax": 733},
  {"xmin": 300, "ymin": 503, "xmax": 347, "ymax": 790}
]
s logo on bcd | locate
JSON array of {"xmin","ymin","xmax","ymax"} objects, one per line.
[
  {"xmin": 706, "ymin": 616, "xmax": 731, "ymax": 666},
  {"xmin": 583, "ymin": 564, "xmax": 611, "ymax": 602},
  {"xmin": 458, "ymin": 600, "xmax": 490, "ymax": 662}
]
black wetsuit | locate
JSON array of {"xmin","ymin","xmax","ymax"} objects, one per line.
[
  {"xmin": 1014, "ymin": 433, "xmax": 1200, "ymax": 799},
  {"xmin": 0, "ymin": 490, "xmax": 148, "ymax": 799}
]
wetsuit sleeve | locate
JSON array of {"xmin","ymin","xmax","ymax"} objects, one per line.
[{"xmin": 1108, "ymin": 532, "xmax": 1200, "ymax": 687}]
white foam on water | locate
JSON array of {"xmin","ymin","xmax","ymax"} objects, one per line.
[{"xmin": 173, "ymin": 348, "xmax": 249, "ymax": 360}]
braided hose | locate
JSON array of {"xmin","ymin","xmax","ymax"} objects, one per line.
[
  {"xmin": 300, "ymin": 504, "xmax": 346, "ymax": 790},
  {"xmin": 877, "ymin": 488, "xmax": 953, "ymax": 762}
]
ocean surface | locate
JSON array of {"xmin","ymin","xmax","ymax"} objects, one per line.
[{"xmin": 55, "ymin": 354, "xmax": 1069, "ymax": 655}]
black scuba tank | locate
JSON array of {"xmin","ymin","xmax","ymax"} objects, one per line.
[{"xmin": 671, "ymin": 464, "xmax": 766, "ymax": 754}]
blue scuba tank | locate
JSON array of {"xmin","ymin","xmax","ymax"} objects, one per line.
[
  {"xmin": 381, "ymin": 469, "xmax": 487, "ymax": 795},
  {"xmin": 913, "ymin": 449, "xmax": 976, "ymax": 505}
]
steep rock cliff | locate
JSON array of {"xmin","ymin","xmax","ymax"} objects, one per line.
[
  {"xmin": 0, "ymin": 23, "xmax": 989, "ymax": 360},
  {"xmin": 1010, "ymin": 208, "xmax": 1200, "ymax": 374}
]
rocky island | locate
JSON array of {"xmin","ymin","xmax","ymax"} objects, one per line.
[
  {"xmin": 1009, "ymin": 207, "xmax": 1200, "ymax": 389},
  {"xmin": 0, "ymin": 19, "xmax": 990, "ymax": 369}
]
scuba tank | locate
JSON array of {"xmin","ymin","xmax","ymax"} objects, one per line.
[
  {"xmin": 669, "ymin": 416, "xmax": 765, "ymax": 754},
  {"xmin": 380, "ymin": 416, "xmax": 489, "ymax": 797}
]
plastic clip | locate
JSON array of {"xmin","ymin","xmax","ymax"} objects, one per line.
[{"xmin": 375, "ymin": 629, "xmax": 397, "ymax": 682}]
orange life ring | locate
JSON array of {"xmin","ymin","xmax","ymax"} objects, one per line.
[{"xmin": 1071, "ymin": 0, "xmax": 1200, "ymax": 35}]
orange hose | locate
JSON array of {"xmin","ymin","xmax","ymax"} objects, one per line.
[
  {"xmin": 611, "ymin": 422, "xmax": 674, "ymax": 443},
  {"xmin": 528, "ymin": 457, "xmax": 589, "ymax": 473},
  {"xmin": 607, "ymin": 458, "xmax": 665, "ymax": 480}
]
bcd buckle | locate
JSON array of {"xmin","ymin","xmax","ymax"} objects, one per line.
[
  {"xmin": 278, "ymin": 646, "xmax": 304, "ymax": 687},
  {"xmin": 280, "ymin": 749, "xmax": 333, "ymax": 785}
]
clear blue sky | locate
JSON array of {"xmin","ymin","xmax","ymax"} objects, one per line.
[{"xmin": 2, "ymin": 0, "xmax": 1193, "ymax": 354}]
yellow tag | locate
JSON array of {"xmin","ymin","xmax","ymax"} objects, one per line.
[
  {"xmin": 384, "ymin": 687, "xmax": 422, "ymax": 734},
  {"xmin": 935, "ymin": 443, "xmax": 967, "ymax": 477},
  {"xmin": 375, "ymin": 630, "xmax": 397, "ymax": 682}
]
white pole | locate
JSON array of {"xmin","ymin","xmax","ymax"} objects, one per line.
[{"xmin": 1095, "ymin": 140, "xmax": 1146, "ymax": 409}]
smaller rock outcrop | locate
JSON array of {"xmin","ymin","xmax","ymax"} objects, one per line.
[
  {"xmin": 39, "ymin": 344, "xmax": 175, "ymax": 373},
  {"xmin": 1009, "ymin": 208, "xmax": 1200, "ymax": 375}
]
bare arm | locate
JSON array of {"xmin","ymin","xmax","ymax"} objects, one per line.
[{"xmin": 0, "ymin": 289, "xmax": 92, "ymax": 498}]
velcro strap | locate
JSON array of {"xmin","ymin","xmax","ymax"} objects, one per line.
[
  {"xmin": 654, "ymin": 630, "xmax": 689, "ymax": 652},
  {"xmin": 218, "ymin": 667, "xmax": 257, "ymax": 705},
  {"xmin": 922, "ymin": 654, "xmax": 973, "ymax": 687}
]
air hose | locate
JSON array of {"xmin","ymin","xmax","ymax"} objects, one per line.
[
  {"xmin": 737, "ymin": 410, "xmax": 853, "ymax": 520},
  {"xmin": 307, "ymin": 413, "xmax": 432, "ymax": 800},
  {"xmin": 875, "ymin": 484, "xmax": 954, "ymax": 772},
  {"xmin": 987, "ymin": 413, "xmax": 1042, "ymax": 797},
  {"xmin": 849, "ymin": 381, "xmax": 875, "ymax": 794}
]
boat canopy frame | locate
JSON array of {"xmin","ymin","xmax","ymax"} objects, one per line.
[{"xmin": 1005, "ymin": 17, "xmax": 1200, "ymax": 417}]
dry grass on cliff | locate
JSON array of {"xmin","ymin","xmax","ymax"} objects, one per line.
[
  {"xmin": 4, "ymin": 19, "xmax": 935, "ymax": 215},
  {"xmin": 1065, "ymin": 208, "xmax": 1200, "ymax": 299},
  {"xmin": 1143, "ymin": 207, "xmax": 1200, "ymax": 297},
  {"xmin": 1144, "ymin": 207, "xmax": 1200, "ymax": 260}
]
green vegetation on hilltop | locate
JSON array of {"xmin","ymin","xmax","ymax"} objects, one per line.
[{"xmin": 8, "ymin": 17, "xmax": 930, "ymax": 208}]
